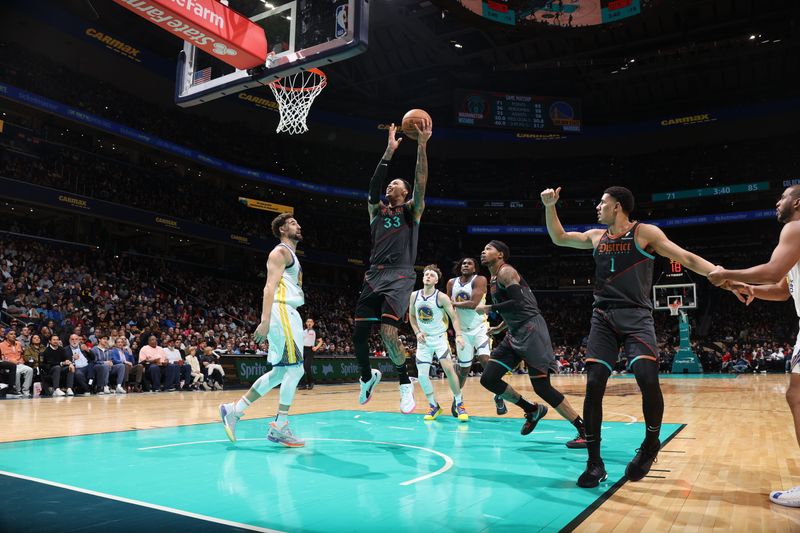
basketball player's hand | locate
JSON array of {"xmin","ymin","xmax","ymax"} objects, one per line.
[
  {"xmin": 386, "ymin": 123, "xmax": 402, "ymax": 154},
  {"xmin": 415, "ymin": 331, "xmax": 426, "ymax": 344},
  {"xmin": 474, "ymin": 304, "xmax": 491, "ymax": 315},
  {"xmin": 413, "ymin": 118, "xmax": 432, "ymax": 144},
  {"xmin": 455, "ymin": 335, "xmax": 465, "ymax": 350},
  {"xmin": 540, "ymin": 187, "xmax": 561, "ymax": 207},
  {"xmin": 707, "ymin": 266, "xmax": 727, "ymax": 287},
  {"xmin": 254, "ymin": 320, "xmax": 270, "ymax": 344},
  {"xmin": 722, "ymin": 281, "xmax": 755, "ymax": 305}
]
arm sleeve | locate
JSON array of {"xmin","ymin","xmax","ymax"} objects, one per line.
[
  {"xmin": 368, "ymin": 159, "xmax": 390, "ymax": 204},
  {"xmin": 490, "ymin": 284, "xmax": 525, "ymax": 312}
]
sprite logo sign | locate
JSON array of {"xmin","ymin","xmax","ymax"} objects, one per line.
[{"xmin": 234, "ymin": 358, "xmax": 399, "ymax": 383}]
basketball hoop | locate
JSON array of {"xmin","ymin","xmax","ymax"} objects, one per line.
[
  {"xmin": 668, "ymin": 301, "xmax": 682, "ymax": 316},
  {"xmin": 267, "ymin": 68, "xmax": 327, "ymax": 135}
]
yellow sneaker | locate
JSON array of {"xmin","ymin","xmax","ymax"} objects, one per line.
[
  {"xmin": 456, "ymin": 402, "xmax": 469, "ymax": 422},
  {"xmin": 423, "ymin": 403, "xmax": 442, "ymax": 421}
]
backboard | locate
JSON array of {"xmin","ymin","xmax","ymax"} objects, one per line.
[
  {"xmin": 653, "ymin": 283, "xmax": 697, "ymax": 311},
  {"xmin": 175, "ymin": 0, "xmax": 368, "ymax": 107}
]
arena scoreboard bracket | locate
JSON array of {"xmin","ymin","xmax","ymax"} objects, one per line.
[{"xmin": 455, "ymin": 89, "xmax": 581, "ymax": 133}]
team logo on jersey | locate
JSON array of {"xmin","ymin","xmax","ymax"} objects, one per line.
[
  {"xmin": 417, "ymin": 306, "xmax": 434, "ymax": 323},
  {"xmin": 455, "ymin": 291, "xmax": 470, "ymax": 302},
  {"xmin": 790, "ymin": 274, "xmax": 796, "ymax": 296},
  {"xmin": 597, "ymin": 242, "xmax": 632, "ymax": 254}
]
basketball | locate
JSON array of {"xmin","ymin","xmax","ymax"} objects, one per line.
[{"xmin": 401, "ymin": 109, "xmax": 432, "ymax": 140}]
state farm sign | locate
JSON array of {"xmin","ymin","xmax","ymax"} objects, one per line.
[{"xmin": 112, "ymin": 0, "xmax": 267, "ymax": 70}]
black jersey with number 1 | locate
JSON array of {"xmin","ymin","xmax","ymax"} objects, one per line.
[
  {"xmin": 369, "ymin": 203, "xmax": 419, "ymax": 268},
  {"xmin": 592, "ymin": 222, "xmax": 655, "ymax": 310}
]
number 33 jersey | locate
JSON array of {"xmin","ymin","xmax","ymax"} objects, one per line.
[{"xmin": 369, "ymin": 203, "xmax": 419, "ymax": 268}]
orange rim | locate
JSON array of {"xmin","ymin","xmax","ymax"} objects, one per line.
[{"xmin": 269, "ymin": 68, "xmax": 327, "ymax": 92}]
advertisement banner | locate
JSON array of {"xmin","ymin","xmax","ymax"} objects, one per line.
[
  {"xmin": 232, "ymin": 357, "xmax": 399, "ymax": 384},
  {"xmin": 239, "ymin": 197, "xmax": 294, "ymax": 214},
  {"xmin": 110, "ymin": 0, "xmax": 267, "ymax": 70}
]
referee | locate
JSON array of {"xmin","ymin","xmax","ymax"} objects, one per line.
[{"xmin": 302, "ymin": 318, "xmax": 323, "ymax": 389}]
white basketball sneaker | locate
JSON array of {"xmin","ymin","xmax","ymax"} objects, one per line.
[
  {"xmin": 770, "ymin": 486, "xmax": 800, "ymax": 507},
  {"xmin": 219, "ymin": 402, "xmax": 240, "ymax": 442},
  {"xmin": 399, "ymin": 383, "xmax": 415, "ymax": 414},
  {"xmin": 267, "ymin": 421, "xmax": 305, "ymax": 447},
  {"xmin": 358, "ymin": 368, "xmax": 381, "ymax": 405}
]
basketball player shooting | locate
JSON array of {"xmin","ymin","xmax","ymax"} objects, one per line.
[
  {"xmin": 352, "ymin": 119, "xmax": 432, "ymax": 413},
  {"xmin": 707, "ymin": 185, "xmax": 800, "ymax": 508}
]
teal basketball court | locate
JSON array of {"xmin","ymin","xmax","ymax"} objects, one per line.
[{"xmin": 0, "ymin": 410, "xmax": 683, "ymax": 532}]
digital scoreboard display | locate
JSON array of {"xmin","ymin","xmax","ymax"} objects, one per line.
[
  {"xmin": 455, "ymin": 89, "xmax": 582, "ymax": 133},
  {"xmin": 651, "ymin": 182, "xmax": 769, "ymax": 202}
]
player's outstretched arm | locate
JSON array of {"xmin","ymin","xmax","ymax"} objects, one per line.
[
  {"xmin": 638, "ymin": 224, "xmax": 716, "ymax": 276},
  {"xmin": 541, "ymin": 187, "xmax": 602, "ymax": 249},
  {"xmin": 253, "ymin": 247, "xmax": 290, "ymax": 343},
  {"xmin": 452, "ymin": 276, "xmax": 488, "ymax": 310},
  {"xmin": 409, "ymin": 118, "xmax": 432, "ymax": 223},
  {"xmin": 368, "ymin": 123, "xmax": 401, "ymax": 222},
  {"xmin": 708, "ymin": 221, "xmax": 800, "ymax": 285},
  {"xmin": 439, "ymin": 292, "xmax": 465, "ymax": 350},
  {"xmin": 749, "ymin": 279, "xmax": 791, "ymax": 303}
]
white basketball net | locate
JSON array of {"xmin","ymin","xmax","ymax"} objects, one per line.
[{"xmin": 268, "ymin": 69, "xmax": 327, "ymax": 135}]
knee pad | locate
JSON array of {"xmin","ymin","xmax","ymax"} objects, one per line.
[
  {"xmin": 253, "ymin": 367, "xmax": 285, "ymax": 395},
  {"xmin": 531, "ymin": 376, "xmax": 564, "ymax": 407},
  {"xmin": 417, "ymin": 363, "xmax": 433, "ymax": 394},
  {"xmin": 585, "ymin": 364, "xmax": 610, "ymax": 397},
  {"xmin": 633, "ymin": 365, "xmax": 661, "ymax": 396},
  {"xmin": 279, "ymin": 365, "xmax": 304, "ymax": 405},
  {"xmin": 479, "ymin": 362, "xmax": 508, "ymax": 395},
  {"xmin": 352, "ymin": 322, "xmax": 372, "ymax": 344}
]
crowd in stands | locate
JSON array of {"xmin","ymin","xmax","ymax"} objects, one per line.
[
  {"xmin": 1, "ymin": 42, "xmax": 799, "ymax": 399},
  {"xmin": 1, "ymin": 233, "xmax": 796, "ymax": 398}
]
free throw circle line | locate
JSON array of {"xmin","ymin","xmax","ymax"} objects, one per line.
[
  {"xmin": 606, "ymin": 412, "xmax": 637, "ymax": 425},
  {"xmin": 138, "ymin": 437, "xmax": 453, "ymax": 486}
]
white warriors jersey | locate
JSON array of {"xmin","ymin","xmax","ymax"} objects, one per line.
[
  {"xmin": 450, "ymin": 275, "xmax": 488, "ymax": 331},
  {"xmin": 788, "ymin": 261, "xmax": 800, "ymax": 319},
  {"xmin": 275, "ymin": 243, "xmax": 304, "ymax": 308},
  {"xmin": 413, "ymin": 289, "xmax": 449, "ymax": 337}
]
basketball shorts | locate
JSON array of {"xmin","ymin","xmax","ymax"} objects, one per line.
[
  {"xmin": 268, "ymin": 302, "xmax": 303, "ymax": 367},
  {"xmin": 415, "ymin": 332, "xmax": 452, "ymax": 365},
  {"xmin": 456, "ymin": 324, "xmax": 491, "ymax": 366},
  {"xmin": 790, "ymin": 330, "xmax": 800, "ymax": 374},
  {"xmin": 354, "ymin": 267, "xmax": 416, "ymax": 327},
  {"xmin": 489, "ymin": 315, "xmax": 558, "ymax": 376},
  {"xmin": 586, "ymin": 307, "xmax": 659, "ymax": 373}
]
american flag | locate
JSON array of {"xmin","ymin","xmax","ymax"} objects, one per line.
[{"xmin": 192, "ymin": 67, "xmax": 212, "ymax": 86}]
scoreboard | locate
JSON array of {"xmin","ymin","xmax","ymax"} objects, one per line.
[{"xmin": 455, "ymin": 89, "xmax": 582, "ymax": 133}]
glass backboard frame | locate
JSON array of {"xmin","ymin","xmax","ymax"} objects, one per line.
[
  {"xmin": 653, "ymin": 283, "xmax": 697, "ymax": 311},
  {"xmin": 175, "ymin": 0, "xmax": 368, "ymax": 107}
]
